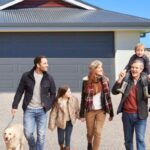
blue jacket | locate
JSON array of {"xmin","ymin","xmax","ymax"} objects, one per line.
[{"xmin": 12, "ymin": 68, "xmax": 56, "ymax": 112}]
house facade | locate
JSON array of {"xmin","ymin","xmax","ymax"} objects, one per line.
[{"xmin": 0, "ymin": 0, "xmax": 150, "ymax": 91}]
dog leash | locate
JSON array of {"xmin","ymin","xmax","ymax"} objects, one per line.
[{"xmin": 4, "ymin": 116, "xmax": 15, "ymax": 130}]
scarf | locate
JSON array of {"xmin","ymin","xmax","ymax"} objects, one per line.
[{"xmin": 85, "ymin": 75, "xmax": 114, "ymax": 117}]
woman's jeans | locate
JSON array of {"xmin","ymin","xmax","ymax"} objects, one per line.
[
  {"xmin": 122, "ymin": 112, "xmax": 147, "ymax": 150},
  {"xmin": 23, "ymin": 107, "xmax": 48, "ymax": 150},
  {"xmin": 57, "ymin": 121, "xmax": 73, "ymax": 147}
]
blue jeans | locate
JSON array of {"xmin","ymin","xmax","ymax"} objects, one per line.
[
  {"xmin": 23, "ymin": 107, "xmax": 48, "ymax": 150},
  {"xmin": 57, "ymin": 121, "xmax": 73, "ymax": 147},
  {"xmin": 122, "ymin": 112, "xmax": 147, "ymax": 150}
]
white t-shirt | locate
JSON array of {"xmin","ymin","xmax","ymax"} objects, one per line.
[{"xmin": 92, "ymin": 92, "xmax": 102, "ymax": 110}]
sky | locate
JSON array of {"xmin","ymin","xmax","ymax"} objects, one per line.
[{"xmin": 83, "ymin": 0, "xmax": 150, "ymax": 48}]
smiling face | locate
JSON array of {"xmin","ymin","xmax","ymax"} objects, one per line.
[
  {"xmin": 63, "ymin": 88, "xmax": 72, "ymax": 99},
  {"xmin": 37, "ymin": 58, "xmax": 49, "ymax": 73},
  {"xmin": 135, "ymin": 45, "xmax": 145, "ymax": 57},
  {"xmin": 130, "ymin": 60, "xmax": 144, "ymax": 80},
  {"xmin": 95, "ymin": 64, "xmax": 103, "ymax": 76},
  {"xmin": 3, "ymin": 128, "xmax": 15, "ymax": 143}
]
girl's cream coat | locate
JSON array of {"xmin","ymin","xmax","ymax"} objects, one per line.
[{"xmin": 48, "ymin": 96, "xmax": 79, "ymax": 130}]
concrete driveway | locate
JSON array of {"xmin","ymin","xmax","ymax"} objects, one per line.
[{"xmin": 1, "ymin": 93, "xmax": 150, "ymax": 150}]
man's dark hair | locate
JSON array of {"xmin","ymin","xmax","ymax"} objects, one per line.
[{"xmin": 34, "ymin": 56, "xmax": 46, "ymax": 68}]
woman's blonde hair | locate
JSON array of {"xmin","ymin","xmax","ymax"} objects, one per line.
[
  {"xmin": 85, "ymin": 60, "xmax": 103, "ymax": 94},
  {"xmin": 89, "ymin": 60, "xmax": 102, "ymax": 70}
]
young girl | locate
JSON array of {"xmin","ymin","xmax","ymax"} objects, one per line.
[{"xmin": 48, "ymin": 85, "xmax": 79, "ymax": 150}]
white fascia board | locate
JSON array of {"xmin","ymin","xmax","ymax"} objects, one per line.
[
  {"xmin": 0, "ymin": 0, "xmax": 24, "ymax": 10},
  {"xmin": 0, "ymin": 27, "xmax": 150, "ymax": 32},
  {"xmin": 62, "ymin": 0, "xmax": 96, "ymax": 10}
]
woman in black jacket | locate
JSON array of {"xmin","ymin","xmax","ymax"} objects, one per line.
[{"xmin": 80, "ymin": 60, "xmax": 114, "ymax": 150}]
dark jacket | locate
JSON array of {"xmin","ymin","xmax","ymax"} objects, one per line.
[
  {"xmin": 12, "ymin": 68, "xmax": 56, "ymax": 112},
  {"xmin": 79, "ymin": 76, "xmax": 114, "ymax": 118},
  {"xmin": 125, "ymin": 54, "xmax": 150, "ymax": 74},
  {"xmin": 112, "ymin": 76, "xmax": 149, "ymax": 119}
]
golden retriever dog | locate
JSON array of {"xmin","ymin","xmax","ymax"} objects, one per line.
[{"xmin": 3, "ymin": 124, "xmax": 26, "ymax": 150}]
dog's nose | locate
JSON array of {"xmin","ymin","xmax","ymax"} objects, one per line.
[{"xmin": 5, "ymin": 137, "xmax": 8, "ymax": 141}]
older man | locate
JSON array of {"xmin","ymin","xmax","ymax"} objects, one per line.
[{"xmin": 112, "ymin": 59, "xmax": 150, "ymax": 150}]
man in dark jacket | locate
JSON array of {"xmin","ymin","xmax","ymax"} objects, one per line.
[
  {"xmin": 112, "ymin": 59, "xmax": 150, "ymax": 150},
  {"xmin": 11, "ymin": 56, "xmax": 56, "ymax": 150}
]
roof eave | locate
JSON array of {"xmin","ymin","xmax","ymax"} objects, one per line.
[
  {"xmin": 62, "ymin": 0, "xmax": 96, "ymax": 10},
  {"xmin": 0, "ymin": 0, "xmax": 97, "ymax": 10},
  {"xmin": 0, "ymin": 0, "xmax": 24, "ymax": 10},
  {"xmin": 0, "ymin": 26, "xmax": 150, "ymax": 32},
  {"xmin": 1, "ymin": 22, "xmax": 150, "ymax": 28}
]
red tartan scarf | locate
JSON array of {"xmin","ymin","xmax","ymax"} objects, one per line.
[{"xmin": 85, "ymin": 75, "xmax": 113, "ymax": 115}]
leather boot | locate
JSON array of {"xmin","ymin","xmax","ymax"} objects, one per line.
[
  {"xmin": 60, "ymin": 144, "xmax": 64, "ymax": 150},
  {"xmin": 140, "ymin": 73, "xmax": 150, "ymax": 98},
  {"xmin": 87, "ymin": 143, "xmax": 92, "ymax": 150},
  {"xmin": 143, "ymin": 86, "xmax": 150, "ymax": 98},
  {"xmin": 65, "ymin": 147, "xmax": 70, "ymax": 150},
  {"xmin": 117, "ymin": 81, "xmax": 128, "ymax": 94}
]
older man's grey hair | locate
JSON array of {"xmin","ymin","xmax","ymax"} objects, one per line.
[{"xmin": 131, "ymin": 59, "xmax": 144, "ymax": 70}]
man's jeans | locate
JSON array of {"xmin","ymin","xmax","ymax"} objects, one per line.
[
  {"xmin": 57, "ymin": 121, "xmax": 73, "ymax": 147},
  {"xmin": 23, "ymin": 107, "xmax": 47, "ymax": 150},
  {"xmin": 122, "ymin": 112, "xmax": 147, "ymax": 150}
]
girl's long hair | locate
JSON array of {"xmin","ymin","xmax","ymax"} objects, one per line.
[{"xmin": 52, "ymin": 85, "xmax": 69, "ymax": 107}]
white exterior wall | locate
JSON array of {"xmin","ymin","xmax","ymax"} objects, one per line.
[{"xmin": 114, "ymin": 31, "xmax": 140, "ymax": 79}]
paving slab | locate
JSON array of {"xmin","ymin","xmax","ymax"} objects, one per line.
[{"xmin": 1, "ymin": 93, "xmax": 150, "ymax": 150}]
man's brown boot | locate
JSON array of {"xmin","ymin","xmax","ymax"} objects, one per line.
[
  {"xmin": 65, "ymin": 147, "xmax": 70, "ymax": 150},
  {"xmin": 60, "ymin": 144, "xmax": 64, "ymax": 150}
]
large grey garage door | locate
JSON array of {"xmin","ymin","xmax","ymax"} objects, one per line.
[{"xmin": 0, "ymin": 32, "xmax": 114, "ymax": 92}]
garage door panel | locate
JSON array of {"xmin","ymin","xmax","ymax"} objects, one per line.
[
  {"xmin": 51, "ymin": 64, "xmax": 79, "ymax": 74},
  {"xmin": 0, "ymin": 32, "xmax": 114, "ymax": 92},
  {"xmin": 53, "ymin": 74, "xmax": 80, "ymax": 80},
  {"xmin": 56, "ymin": 79, "xmax": 80, "ymax": 89},
  {"xmin": 0, "ymin": 58, "xmax": 115, "ymax": 92},
  {"xmin": 0, "ymin": 32, "xmax": 114, "ymax": 58},
  {"xmin": 0, "ymin": 80, "xmax": 14, "ymax": 88},
  {"xmin": 0, "ymin": 64, "xmax": 14, "ymax": 72},
  {"xmin": 18, "ymin": 65, "xmax": 33, "ymax": 73}
]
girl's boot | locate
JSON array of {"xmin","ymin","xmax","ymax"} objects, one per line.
[
  {"xmin": 65, "ymin": 147, "xmax": 70, "ymax": 150},
  {"xmin": 60, "ymin": 144, "xmax": 64, "ymax": 150}
]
